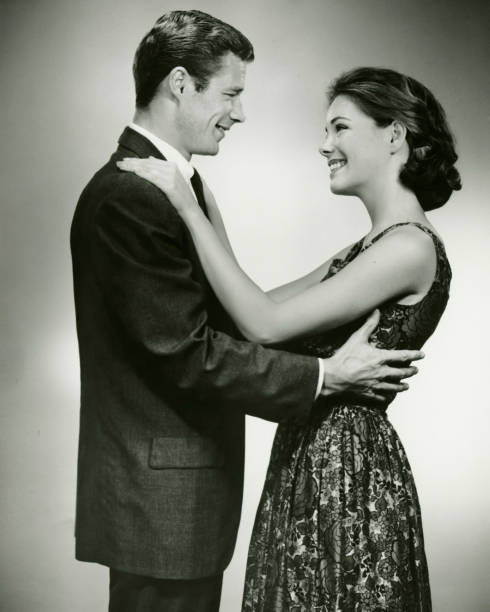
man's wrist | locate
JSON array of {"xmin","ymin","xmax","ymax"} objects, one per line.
[
  {"xmin": 320, "ymin": 356, "xmax": 344, "ymax": 397},
  {"xmin": 315, "ymin": 358, "xmax": 324, "ymax": 399}
]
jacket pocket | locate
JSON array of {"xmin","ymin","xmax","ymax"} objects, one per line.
[{"xmin": 148, "ymin": 436, "xmax": 225, "ymax": 469}]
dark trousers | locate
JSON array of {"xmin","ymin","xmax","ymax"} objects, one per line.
[{"xmin": 109, "ymin": 569, "xmax": 223, "ymax": 612}]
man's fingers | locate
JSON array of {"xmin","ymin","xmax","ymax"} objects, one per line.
[
  {"xmin": 381, "ymin": 365, "xmax": 418, "ymax": 380},
  {"xmin": 359, "ymin": 380, "xmax": 409, "ymax": 403},
  {"xmin": 357, "ymin": 309, "xmax": 380, "ymax": 340},
  {"xmin": 373, "ymin": 381, "xmax": 409, "ymax": 393},
  {"xmin": 381, "ymin": 349, "xmax": 424, "ymax": 364},
  {"xmin": 359, "ymin": 390, "xmax": 387, "ymax": 403}
]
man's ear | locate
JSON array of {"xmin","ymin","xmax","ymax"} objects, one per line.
[
  {"xmin": 389, "ymin": 120, "xmax": 407, "ymax": 154},
  {"xmin": 168, "ymin": 66, "xmax": 192, "ymax": 99}
]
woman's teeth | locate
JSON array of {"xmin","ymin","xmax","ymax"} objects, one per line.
[{"xmin": 329, "ymin": 159, "xmax": 346, "ymax": 172}]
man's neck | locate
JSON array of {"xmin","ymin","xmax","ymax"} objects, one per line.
[
  {"xmin": 132, "ymin": 108, "xmax": 191, "ymax": 161},
  {"xmin": 128, "ymin": 121, "xmax": 195, "ymax": 183}
]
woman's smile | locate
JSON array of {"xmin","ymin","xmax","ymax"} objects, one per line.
[{"xmin": 328, "ymin": 158, "xmax": 347, "ymax": 176}]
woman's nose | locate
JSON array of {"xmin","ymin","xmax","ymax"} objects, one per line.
[{"xmin": 319, "ymin": 138, "xmax": 331, "ymax": 157}]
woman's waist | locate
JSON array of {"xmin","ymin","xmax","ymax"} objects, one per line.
[{"xmin": 312, "ymin": 393, "xmax": 391, "ymax": 420}]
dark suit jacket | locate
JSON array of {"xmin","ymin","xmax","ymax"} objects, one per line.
[{"xmin": 70, "ymin": 127, "xmax": 318, "ymax": 580}]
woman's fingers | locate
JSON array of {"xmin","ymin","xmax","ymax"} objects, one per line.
[
  {"xmin": 117, "ymin": 158, "xmax": 177, "ymax": 175},
  {"xmin": 116, "ymin": 157, "xmax": 197, "ymax": 216},
  {"xmin": 117, "ymin": 158, "xmax": 181, "ymax": 192}
]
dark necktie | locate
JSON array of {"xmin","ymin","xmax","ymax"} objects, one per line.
[{"xmin": 190, "ymin": 170, "xmax": 208, "ymax": 216}]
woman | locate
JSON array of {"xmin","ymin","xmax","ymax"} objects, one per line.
[{"xmin": 118, "ymin": 67, "xmax": 461, "ymax": 611}]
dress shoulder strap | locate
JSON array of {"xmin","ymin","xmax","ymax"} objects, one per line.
[{"xmin": 363, "ymin": 222, "xmax": 442, "ymax": 250}]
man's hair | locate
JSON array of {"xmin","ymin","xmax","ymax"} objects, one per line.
[{"xmin": 133, "ymin": 10, "xmax": 254, "ymax": 109}]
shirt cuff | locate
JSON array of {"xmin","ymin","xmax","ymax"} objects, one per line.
[{"xmin": 315, "ymin": 358, "xmax": 324, "ymax": 399}]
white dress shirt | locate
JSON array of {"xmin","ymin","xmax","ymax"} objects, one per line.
[
  {"xmin": 128, "ymin": 122, "xmax": 324, "ymax": 399},
  {"xmin": 129, "ymin": 122, "xmax": 194, "ymax": 181}
]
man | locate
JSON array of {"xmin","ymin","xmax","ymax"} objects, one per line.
[{"xmin": 71, "ymin": 10, "xmax": 421, "ymax": 611}]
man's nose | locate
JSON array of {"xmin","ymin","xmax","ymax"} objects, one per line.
[{"xmin": 230, "ymin": 98, "xmax": 245, "ymax": 123}]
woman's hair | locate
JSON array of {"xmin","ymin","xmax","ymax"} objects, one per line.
[{"xmin": 327, "ymin": 67, "xmax": 461, "ymax": 210}]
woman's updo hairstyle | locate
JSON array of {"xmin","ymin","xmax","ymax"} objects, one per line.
[{"xmin": 327, "ymin": 67, "xmax": 461, "ymax": 210}]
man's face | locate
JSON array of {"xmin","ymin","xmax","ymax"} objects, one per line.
[{"xmin": 176, "ymin": 52, "xmax": 247, "ymax": 158}]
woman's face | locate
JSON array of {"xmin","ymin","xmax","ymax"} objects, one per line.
[{"xmin": 319, "ymin": 95, "xmax": 393, "ymax": 197}]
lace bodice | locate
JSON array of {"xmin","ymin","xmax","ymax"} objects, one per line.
[{"xmin": 284, "ymin": 224, "xmax": 451, "ymax": 407}]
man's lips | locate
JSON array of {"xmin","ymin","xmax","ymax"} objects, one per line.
[{"xmin": 215, "ymin": 124, "xmax": 231, "ymax": 141}]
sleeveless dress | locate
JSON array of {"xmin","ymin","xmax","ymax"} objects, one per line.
[{"xmin": 242, "ymin": 223, "xmax": 451, "ymax": 612}]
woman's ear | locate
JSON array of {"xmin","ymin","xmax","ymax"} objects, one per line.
[{"xmin": 389, "ymin": 120, "xmax": 407, "ymax": 154}]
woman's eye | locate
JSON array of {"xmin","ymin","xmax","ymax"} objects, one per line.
[{"xmin": 335, "ymin": 124, "xmax": 347, "ymax": 132}]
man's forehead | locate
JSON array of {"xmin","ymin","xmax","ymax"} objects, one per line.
[{"xmin": 212, "ymin": 52, "xmax": 248, "ymax": 85}]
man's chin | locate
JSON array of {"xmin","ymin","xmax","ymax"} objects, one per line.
[{"xmin": 194, "ymin": 144, "xmax": 220, "ymax": 156}]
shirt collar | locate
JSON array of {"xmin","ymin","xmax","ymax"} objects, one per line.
[{"xmin": 128, "ymin": 122, "xmax": 194, "ymax": 182}]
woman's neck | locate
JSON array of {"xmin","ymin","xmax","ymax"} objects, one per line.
[{"xmin": 360, "ymin": 180, "xmax": 428, "ymax": 241}]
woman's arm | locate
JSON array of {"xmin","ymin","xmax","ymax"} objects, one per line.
[
  {"xmin": 116, "ymin": 158, "xmax": 436, "ymax": 345},
  {"xmin": 202, "ymin": 177, "xmax": 356, "ymax": 303},
  {"xmin": 266, "ymin": 244, "xmax": 354, "ymax": 302},
  {"xmin": 201, "ymin": 178, "xmax": 239, "ymax": 265},
  {"xmin": 180, "ymin": 207, "xmax": 436, "ymax": 344}
]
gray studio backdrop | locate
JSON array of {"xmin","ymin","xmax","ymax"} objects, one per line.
[{"xmin": 1, "ymin": 1, "xmax": 489, "ymax": 610}]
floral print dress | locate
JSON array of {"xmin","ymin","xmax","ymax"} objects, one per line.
[{"xmin": 242, "ymin": 223, "xmax": 451, "ymax": 611}]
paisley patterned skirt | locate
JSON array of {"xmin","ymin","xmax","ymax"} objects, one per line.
[{"xmin": 242, "ymin": 403, "xmax": 431, "ymax": 611}]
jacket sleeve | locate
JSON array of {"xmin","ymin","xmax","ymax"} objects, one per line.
[{"xmin": 90, "ymin": 173, "xmax": 318, "ymax": 422}]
